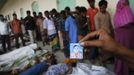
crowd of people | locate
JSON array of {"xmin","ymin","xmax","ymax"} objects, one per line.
[{"xmin": 0, "ymin": 0, "xmax": 134, "ymax": 75}]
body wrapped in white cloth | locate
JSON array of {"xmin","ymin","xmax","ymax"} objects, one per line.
[{"xmin": 0, "ymin": 44, "xmax": 37, "ymax": 71}]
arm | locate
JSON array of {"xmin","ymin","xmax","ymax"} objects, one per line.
[
  {"xmin": 36, "ymin": 19, "xmax": 39, "ymax": 26},
  {"xmin": 79, "ymin": 29, "xmax": 134, "ymax": 68},
  {"xmin": 10, "ymin": 21, "xmax": 14, "ymax": 34},
  {"xmin": 65, "ymin": 19, "xmax": 70, "ymax": 42},
  {"xmin": 43, "ymin": 20, "xmax": 48, "ymax": 37},
  {"xmin": 85, "ymin": 17, "xmax": 90, "ymax": 31},
  {"xmin": 108, "ymin": 13, "xmax": 114, "ymax": 37},
  {"xmin": 83, "ymin": 18, "xmax": 89, "ymax": 28},
  {"xmin": 116, "ymin": 45, "xmax": 134, "ymax": 68},
  {"xmin": 65, "ymin": 31, "xmax": 69, "ymax": 42},
  {"xmin": 94, "ymin": 14, "xmax": 99, "ymax": 31}
]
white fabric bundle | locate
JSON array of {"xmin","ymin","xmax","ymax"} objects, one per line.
[
  {"xmin": 0, "ymin": 44, "xmax": 37, "ymax": 71},
  {"xmin": 71, "ymin": 63, "xmax": 115, "ymax": 75}
]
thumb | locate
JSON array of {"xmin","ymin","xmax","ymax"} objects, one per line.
[{"xmin": 80, "ymin": 40, "xmax": 103, "ymax": 47}]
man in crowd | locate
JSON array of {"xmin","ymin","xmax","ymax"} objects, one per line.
[
  {"xmin": 43, "ymin": 11, "xmax": 59, "ymax": 52},
  {"xmin": 87, "ymin": 0, "xmax": 98, "ymax": 32},
  {"xmin": 65, "ymin": 7, "xmax": 78, "ymax": 57},
  {"xmin": 24, "ymin": 10, "xmax": 36, "ymax": 43},
  {"xmin": 94, "ymin": 0, "xmax": 113, "ymax": 34},
  {"xmin": 33, "ymin": 12, "xmax": 40, "ymax": 41},
  {"xmin": 0, "ymin": 15, "xmax": 11, "ymax": 54},
  {"xmin": 11, "ymin": 13, "xmax": 25, "ymax": 48},
  {"xmin": 36, "ymin": 12, "xmax": 46, "ymax": 45}
]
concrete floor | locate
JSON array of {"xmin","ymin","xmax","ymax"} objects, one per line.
[{"xmin": 37, "ymin": 41, "xmax": 66, "ymax": 63}]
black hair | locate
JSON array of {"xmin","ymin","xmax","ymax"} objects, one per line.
[
  {"xmin": 38, "ymin": 12, "xmax": 42, "ymax": 15},
  {"xmin": 65, "ymin": 7, "xmax": 70, "ymax": 12},
  {"xmin": 60, "ymin": 10, "xmax": 65, "ymax": 14},
  {"xmin": 79, "ymin": 7, "xmax": 87, "ymax": 13},
  {"xmin": 26, "ymin": 10, "xmax": 31, "ymax": 14},
  {"xmin": 12, "ymin": 13, "xmax": 17, "ymax": 16},
  {"xmin": 87, "ymin": 0, "xmax": 95, "ymax": 3},
  {"xmin": 0, "ymin": 14, "xmax": 4, "ymax": 17},
  {"xmin": 51, "ymin": 8, "xmax": 57, "ymax": 13},
  {"xmin": 75, "ymin": 6, "xmax": 80, "ymax": 10},
  {"xmin": 20, "ymin": 17, "xmax": 23, "ymax": 20},
  {"xmin": 98, "ymin": 0, "xmax": 108, "ymax": 7},
  {"xmin": 44, "ymin": 11, "xmax": 49, "ymax": 14},
  {"xmin": 73, "ymin": 45, "xmax": 80, "ymax": 51},
  {"xmin": 0, "ymin": 14, "xmax": 4, "ymax": 21},
  {"xmin": 33, "ymin": 11, "xmax": 36, "ymax": 15}
]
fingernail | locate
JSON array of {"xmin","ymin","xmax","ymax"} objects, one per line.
[{"xmin": 80, "ymin": 42, "xmax": 84, "ymax": 46}]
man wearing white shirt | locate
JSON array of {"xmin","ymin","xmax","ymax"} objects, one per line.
[
  {"xmin": 43, "ymin": 11, "xmax": 56, "ymax": 36},
  {"xmin": 43, "ymin": 11, "xmax": 60, "ymax": 51},
  {"xmin": 0, "ymin": 15, "xmax": 11, "ymax": 53}
]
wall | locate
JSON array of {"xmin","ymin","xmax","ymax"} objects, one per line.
[
  {"xmin": 0, "ymin": 0, "xmax": 57, "ymax": 20},
  {"xmin": 0, "ymin": 0, "xmax": 118, "ymax": 21},
  {"xmin": 38, "ymin": 0, "xmax": 57, "ymax": 13}
]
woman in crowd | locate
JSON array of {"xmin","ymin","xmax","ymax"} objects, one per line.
[{"xmin": 113, "ymin": 0, "xmax": 134, "ymax": 75}]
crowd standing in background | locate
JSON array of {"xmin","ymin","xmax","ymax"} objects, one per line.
[{"xmin": 0, "ymin": 0, "xmax": 134, "ymax": 75}]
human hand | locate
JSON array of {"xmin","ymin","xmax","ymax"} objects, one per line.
[{"xmin": 79, "ymin": 29, "xmax": 120, "ymax": 53}]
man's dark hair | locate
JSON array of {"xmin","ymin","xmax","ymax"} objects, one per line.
[
  {"xmin": 12, "ymin": 13, "xmax": 17, "ymax": 16},
  {"xmin": 60, "ymin": 10, "xmax": 65, "ymax": 14},
  {"xmin": 33, "ymin": 11, "xmax": 36, "ymax": 14},
  {"xmin": 0, "ymin": 14, "xmax": 4, "ymax": 17},
  {"xmin": 65, "ymin": 7, "xmax": 70, "ymax": 12},
  {"xmin": 51, "ymin": 8, "xmax": 57, "ymax": 13},
  {"xmin": 38, "ymin": 12, "xmax": 42, "ymax": 15},
  {"xmin": 87, "ymin": 0, "xmax": 95, "ymax": 3},
  {"xmin": 0, "ymin": 14, "xmax": 4, "ymax": 21},
  {"xmin": 98, "ymin": 0, "xmax": 108, "ymax": 7},
  {"xmin": 79, "ymin": 7, "xmax": 87, "ymax": 13},
  {"xmin": 75, "ymin": 6, "xmax": 80, "ymax": 10},
  {"xmin": 44, "ymin": 11, "xmax": 49, "ymax": 14},
  {"xmin": 26, "ymin": 10, "xmax": 31, "ymax": 14}
]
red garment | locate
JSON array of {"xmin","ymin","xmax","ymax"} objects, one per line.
[
  {"xmin": 11, "ymin": 19, "xmax": 22, "ymax": 34},
  {"xmin": 87, "ymin": 8, "xmax": 98, "ymax": 31}
]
